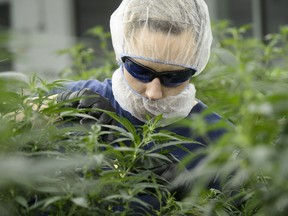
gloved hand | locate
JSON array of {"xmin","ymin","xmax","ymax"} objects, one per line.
[
  {"xmin": 56, "ymin": 88, "xmax": 116, "ymax": 126},
  {"xmin": 150, "ymin": 154, "xmax": 192, "ymax": 201}
]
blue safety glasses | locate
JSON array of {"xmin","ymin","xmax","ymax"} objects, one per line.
[{"xmin": 121, "ymin": 57, "xmax": 196, "ymax": 87}]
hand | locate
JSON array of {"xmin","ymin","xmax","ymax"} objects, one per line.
[
  {"xmin": 151, "ymin": 155, "xmax": 192, "ymax": 200},
  {"xmin": 57, "ymin": 88, "xmax": 115, "ymax": 125}
]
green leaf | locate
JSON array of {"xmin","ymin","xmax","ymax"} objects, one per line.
[
  {"xmin": 213, "ymin": 48, "xmax": 239, "ymax": 67},
  {"xmin": 15, "ymin": 196, "xmax": 28, "ymax": 209},
  {"xmin": 71, "ymin": 197, "xmax": 89, "ymax": 208},
  {"xmin": 43, "ymin": 196, "xmax": 63, "ymax": 209},
  {"xmin": 144, "ymin": 153, "xmax": 172, "ymax": 162}
]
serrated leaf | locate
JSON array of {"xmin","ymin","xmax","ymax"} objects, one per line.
[
  {"xmin": 71, "ymin": 197, "xmax": 89, "ymax": 208},
  {"xmin": 214, "ymin": 48, "xmax": 239, "ymax": 67},
  {"xmin": 15, "ymin": 196, "xmax": 28, "ymax": 209},
  {"xmin": 43, "ymin": 196, "xmax": 63, "ymax": 209}
]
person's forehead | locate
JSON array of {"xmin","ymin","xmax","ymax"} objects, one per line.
[{"xmin": 129, "ymin": 28, "xmax": 195, "ymax": 68}]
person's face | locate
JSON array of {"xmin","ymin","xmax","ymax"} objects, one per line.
[
  {"xmin": 123, "ymin": 29, "xmax": 193, "ymax": 100},
  {"xmin": 123, "ymin": 59, "xmax": 190, "ymax": 100}
]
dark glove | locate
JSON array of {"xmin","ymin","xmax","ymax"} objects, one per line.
[
  {"xmin": 151, "ymin": 154, "xmax": 192, "ymax": 200},
  {"xmin": 57, "ymin": 88, "xmax": 115, "ymax": 125}
]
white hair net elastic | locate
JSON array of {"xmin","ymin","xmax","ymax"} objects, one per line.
[{"xmin": 110, "ymin": 0, "xmax": 212, "ymax": 75}]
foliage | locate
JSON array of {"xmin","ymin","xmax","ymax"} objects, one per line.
[
  {"xmin": 0, "ymin": 21, "xmax": 288, "ymax": 215},
  {"xmin": 194, "ymin": 21, "xmax": 288, "ymax": 215},
  {"xmin": 56, "ymin": 26, "xmax": 117, "ymax": 81},
  {"xmin": 0, "ymin": 27, "xmax": 13, "ymax": 72}
]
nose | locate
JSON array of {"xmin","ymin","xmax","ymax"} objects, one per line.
[{"xmin": 144, "ymin": 78, "xmax": 163, "ymax": 100}]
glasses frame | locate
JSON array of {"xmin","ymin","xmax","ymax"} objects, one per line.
[{"xmin": 121, "ymin": 57, "xmax": 196, "ymax": 87}]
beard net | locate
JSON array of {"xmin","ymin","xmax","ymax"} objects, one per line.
[
  {"xmin": 112, "ymin": 67, "xmax": 197, "ymax": 126},
  {"xmin": 110, "ymin": 0, "xmax": 213, "ymax": 75}
]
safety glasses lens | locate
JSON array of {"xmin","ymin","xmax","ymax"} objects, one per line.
[{"xmin": 122, "ymin": 57, "xmax": 196, "ymax": 87}]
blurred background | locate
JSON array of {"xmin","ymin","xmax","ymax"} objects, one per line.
[{"xmin": 0, "ymin": 0, "xmax": 287, "ymax": 80}]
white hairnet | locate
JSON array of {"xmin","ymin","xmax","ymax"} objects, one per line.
[{"xmin": 110, "ymin": 0, "xmax": 212, "ymax": 75}]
